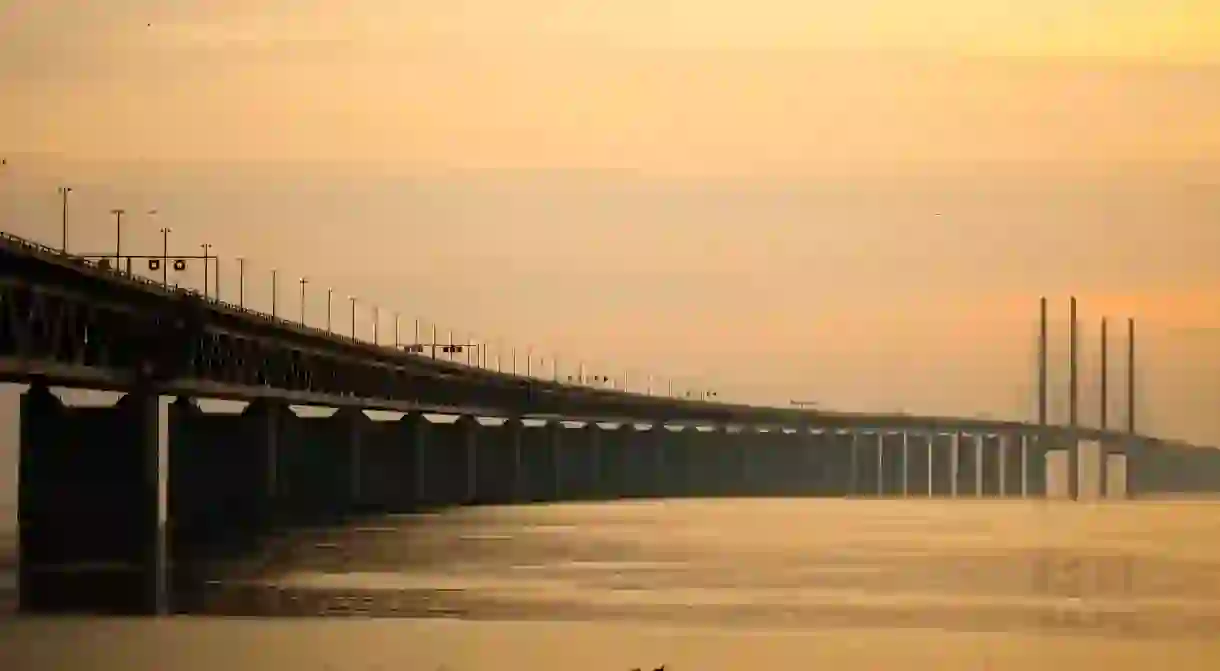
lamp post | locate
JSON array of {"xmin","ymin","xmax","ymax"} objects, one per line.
[
  {"xmin": 159, "ymin": 226, "xmax": 171, "ymax": 286},
  {"xmin": 200, "ymin": 243, "xmax": 212, "ymax": 298},
  {"xmin": 236, "ymin": 258, "xmax": 245, "ymax": 308},
  {"xmin": 326, "ymin": 288, "xmax": 333, "ymax": 332},
  {"xmin": 271, "ymin": 269, "xmax": 278, "ymax": 318},
  {"xmin": 372, "ymin": 305, "xmax": 379, "ymax": 345},
  {"xmin": 110, "ymin": 209, "xmax": 125, "ymax": 269},
  {"xmin": 299, "ymin": 277, "xmax": 308, "ymax": 325},
  {"xmin": 394, "ymin": 312, "xmax": 400, "ymax": 347},
  {"xmin": 58, "ymin": 186, "xmax": 71, "ymax": 253},
  {"xmin": 350, "ymin": 295, "xmax": 358, "ymax": 341}
]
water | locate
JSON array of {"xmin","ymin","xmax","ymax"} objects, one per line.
[{"xmin": 5, "ymin": 498, "xmax": 1220, "ymax": 670}]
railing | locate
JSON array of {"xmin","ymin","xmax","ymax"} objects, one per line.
[{"xmin": 0, "ymin": 230, "xmax": 719, "ymax": 407}]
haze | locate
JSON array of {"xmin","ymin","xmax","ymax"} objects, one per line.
[{"xmin": 2, "ymin": 0, "xmax": 1220, "ymax": 516}]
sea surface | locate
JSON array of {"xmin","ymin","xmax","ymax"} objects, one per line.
[{"xmin": 5, "ymin": 498, "xmax": 1220, "ymax": 670}]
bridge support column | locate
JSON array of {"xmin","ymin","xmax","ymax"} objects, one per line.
[
  {"xmin": 813, "ymin": 431, "xmax": 844, "ymax": 497},
  {"xmin": 19, "ymin": 383, "xmax": 166, "ymax": 615},
  {"xmin": 1000, "ymin": 433, "xmax": 1022, "ymax": 497},
  {"xmin": 798, "ymin": 428, "xmax": 826, "ymax": 496},
  {"xmin": 667, "ymin": 427, "xmax": 692, "ymax": 498},
  {"xmin": 852, "ymin": 431, "xmax": 881, "ymax": 497},
  {"xmin": 506, "ymin": 418, "xmax": 525, "ymax": 503},
  {"xmin": 597, "ymin": 423, "xmax": 627, "ymax": 498},
  {"xmin": 1068, "ymin": 438, "xmax": 1081, "ymax": 501},
  {"xmin": 168, "ymin": 398, "xmax": 288, "ymax": 609},
  {"xmin": 459, "ymin": 415, "xmax": 478, "ymax": 504},
  {"xmin": 1120, "ymin": 438, "xmax": 1143, "ymax": 499},
  {"xmin": 705, "ymin": 426, "xmax": 733, "ymax": 496},
  {"xmin": 1025, "ymin": 434, "xmax": 1049, "ymax": 497},
  {"xmin": 274, "ymin": 406, "xmax": 363, "ymax": 524},
  {"xmin": 412, "ymin": 415, "xmax": 473, "ymax": 507},
  {"xmin": 901, "ymin": 432, "xmax": 910, "ymax": 496},
  {"xmin": 617, "ymin": 424, "xmax": 647, "ymax": 498},
  {"xmin": 473, "ymin": 419, "xmax": 520, "ymax": 505},
  {"xmin": 1098, "ymin": 440, "xmax": 1110, "ymax": 500},
  {"xmin": 980, "ymin": 434, "xmax": 1001, "ymax": 496},
  {"xmin": 847, "ymin": 432, "xmax": 858, "ymax": 496},
  {"xmin": 954, "ymin": 432, "xmax": 980, "ymax": 497},
  {"xmin": 357, "ymin": 413, "xmax": 421, "ymax": 513},
  {"xmin": 554, "ymin": 423, "xmax": 596, "ymax": 500},
  {"xmin": 929, "ymin": 433, "xmax": 953, "ymax": 496},
  {"xmin": 401, "ymin": 413, "xmax": 428, "ymax": 506},
  {"xmin": 733, "ymin": 427, "xmax": 753, "ymax": 496},
  {"xmin": 905, "ymin": 433, "xmax": 931, "ymax": 497},
  {"xmin": 879, "ymin": 432, "xmax": 903, "ymax": 496},
  {"xmin": 517, "ymin": 421, "xmax": 558, "ymax": 502}
]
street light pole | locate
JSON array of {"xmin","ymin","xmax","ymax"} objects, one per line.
[
  {"xmin": 373, "ymin": 305, "xmax": 379, "ymax": 345},
  {"xmin": 159, "ymin": 227, "xmax": 171, "ymax": 286},
  {"xmin": 59, "ymin": 186, "xmax": 71, "ymax": 253},
  {"xmin": 110, "ymin": 209, "xmax": 125, "ymax": 269},
  {"xmin": 200, "ymin": 243, "xmax": 211, "ymax": 298},
  {"xmin": 271, "ymin": 269, "xmax": 278, "ymax": 318},
  {"xmin": 394, "ymin": 313, "xmax": 400, "ymax": 347},
  {"xmin": 350, "ymin": 296, "xmax": 358, "ymax": 341},
  {"xmin": 299, "ymin": 277, "xmax": 308, "ymax": 325},
  {"xmin": 236, "ymin": 258, "xmax": 245, "ymax": 308},
  {"xmin": 326, "ymin": 288, "xmax": 333, "ymax": 332}
]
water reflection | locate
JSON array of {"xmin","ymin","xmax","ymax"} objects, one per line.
[{"xmin": 163, "ymin": 499, "xmax": 1220, "ymax": 639}]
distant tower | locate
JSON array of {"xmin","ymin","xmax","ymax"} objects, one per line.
[
  {"xmin": 1069, "ymin": 296, "xmax": 1078, "ymax": 427},
  {"xmin": 1127, "ymin": 317, "xmax": 1136, "ymax": 434},
  {"xmin": 1100, "ymin": 317, "xmax": 1108, "ymax": 430},
  {"xmin": 1038, "ymin": 297, "xmax": 1048, "ymax": 425}
]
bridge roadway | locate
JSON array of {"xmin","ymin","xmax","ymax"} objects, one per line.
[{"xmin": 5, "ymin": 229, "xmax": 1220, "ymax": 617}]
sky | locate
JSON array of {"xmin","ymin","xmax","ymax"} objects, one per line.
[{"xmin": 4, "ymin": 1, "xmax": 1220, "ymax": 522}]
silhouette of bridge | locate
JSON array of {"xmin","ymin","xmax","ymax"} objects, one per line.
[{"xmin": 3, "ymin": 228, "xmax": 1219, "ymax": 617}]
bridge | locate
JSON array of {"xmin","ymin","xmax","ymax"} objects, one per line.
[{"xmin": 3, "ymin": 229, "xmax": 1219, "ymax": 617}]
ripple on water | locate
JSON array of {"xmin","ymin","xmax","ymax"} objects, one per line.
[{"xmin": 171, "ymin": 499, "xmax": 1220, "ymax": 640}]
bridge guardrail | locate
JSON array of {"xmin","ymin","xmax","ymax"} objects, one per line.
[{"xmin": 0, "ymin": 230, "xmax": 1190, "ymax": 443}]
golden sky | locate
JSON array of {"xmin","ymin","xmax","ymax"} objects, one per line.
[{"xmin": 1, "ymin": 0, "xmax": 1220, "ymax": 444}]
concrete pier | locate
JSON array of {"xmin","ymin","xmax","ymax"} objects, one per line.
[
  {"xmin": 416, "ymin": 417, "xmax": 472, "ymax": 506},
  {"xmin": 1001, "ymin": 434, "xmax": 1023, "ymax": 496},
  {"xmin": 20, "ymin": 381, "xmax": 1190, "ymax": 618},
  {"xmin": 19, "ymin": 384, "xmax": 165, "ymax": 615},
  {"xmin": 955, "ymin": 433, "xmax": 978, "ymax": 497},
  {"xmin": 1025, "ymin": 434, "xmax": 1048, "ymax": 497},
  {"xmin": 906, "ymin": 433, "xmax": 932, "ymax": 497},
  {"xmin": 930, "ymin": 433, "xmax": 954, "ymax": 496},
  {"xmin": 473, "ymin": 419, "xmax": 519, "ymax": 505},
  {"xmin": 980, "ymin": 434, "xmax": 1001, "ymax": 496},
  {"xmin": 854, "ymin": 432, "xmax": 881, "ymax": 496},
  {"xmin": 276, "ymin": 407, "xmax": 363, "ymax": 521},
  {"xmin": 815, "ymin": 431, "xmax": 851, "ymax": 497},
  {"xmin": 359, "ymin": 414, "xmax": 420, "ymax": 512},
  {"xmin": 879, "ymin": 432, "xmax": 904, "ymax": 496},
  {"xmin": 518, "ymin": 421, "xmax": 558, "ymax": 502}
]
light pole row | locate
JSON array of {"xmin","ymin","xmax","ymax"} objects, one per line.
[{"xmin": 46, "ymin": 186, "xmax": 724, "ymax": 401}]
